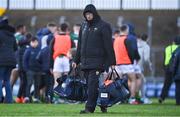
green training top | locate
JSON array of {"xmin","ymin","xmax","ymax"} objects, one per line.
[{"xmin": 164, "ymin": 44, "xmax": 178, "ymax": 66}]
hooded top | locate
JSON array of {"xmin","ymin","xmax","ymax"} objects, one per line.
[
  {"xmin": 0, "ymin": 17, "xmax": 15, "ymax": 33},
  {"xmin": 36, "ymin": 28, "xmax": 53, "ymax": 48},
  {"xmin": 127, "ymin": 23, "xmax": 135, "ymax": 36},
  {"xmin": 74, "ymin": 4, "xmax": 116, "ymax": 71},
  {"xmin": 0, "ymin": 17, "xmax": 17, "ymax": 67},
  {"xmin": 41, "ymin": 35, "xmax": 48, "ymax": 49},
  {"xmin": 126, "ymin": 23, "xmax": 140, "ymax": 62},
  {"xmin": 83, "ymin": 4, "xmax": 101, "ymax": 24}
]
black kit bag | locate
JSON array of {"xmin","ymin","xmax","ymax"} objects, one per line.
[
  {"xmin": 54, "ymin": 68, "xmax": 87, "ymax": 101},
  {"xmin": 97, "ymin": 69, "xmax": 130, "ymax": 107}
]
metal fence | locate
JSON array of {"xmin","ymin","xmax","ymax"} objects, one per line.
[{"xmin": 0, "ymin": 0, "xmax": 180, "ymax": 10}]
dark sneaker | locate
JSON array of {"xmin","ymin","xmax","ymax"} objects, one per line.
[
  {"xmin": 80, "ymin": 109, "xmax": 93, "ymax": 114},
  {"xmin": 158, "ymin": 98, "xmax": 164, "ymax": 104},
  {"xmin": 100, "ymin": 107, "xmax": 107, "ymax": 113},
  {"xmin": 45, "ymin": 96, "xmax": 52, "ymax": 104},
  {"xmin": 0, "ymin": 97, "xmax": 4, "ymax": 103}
]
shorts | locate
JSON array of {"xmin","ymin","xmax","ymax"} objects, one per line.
[
  {"xmin": 115, "ymin": 64, "xmax": 135, "ymax": 74},
  {"xmin": 133, "ymin": 64, "xmax": 142, "ymax": 74},
  {"xmin": 53, "ymin": 56, "xmax": 70, "ymax": 73}
]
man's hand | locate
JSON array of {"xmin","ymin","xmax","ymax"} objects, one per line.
[
  {"xmin": 50, "ymin": 68, "xmax": 53, "ymax": 75},
  {"xmin": 72, "ymin": 62, "xmax": 77, "ymax": 68},
  {"xmin": 111, "ymin": 65, "xmax": 115, "ymax": 70}
]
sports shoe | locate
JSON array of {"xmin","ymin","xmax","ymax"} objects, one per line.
[
  {"xmin": 158, "ymin": 98, "xmax": 164, "ymax": 104},
  {"xmin": 33, "ymin": 98, "xmax": 41, "ymax": 103},
  {"xmin": 15, "ymin": 97, "xmax": 22, "ymax": 103},
  {"xmin": 23, "ymin": 97, "xmax": 30, "ymax": 103},
  {"xmin": 0, "ymin": 97, "xmax": 5, "ymax": 103},
  {"xmin": 21, "ymin": 97, "xmax": 24, "ymax": 102},
  {"xmin": 100, "ymin": 106, "xmax": 107, "ymax": 113},
  {"xmin": 129, "ymin": 98, "xmax": 139, "ymax": 105},
  {"xmin": 80, "ymin": 109, "xmax": 93, "ymax": 114},
  {"xmin": 176, "ymin": 102, "xmax": 180, "ymax": 105},
  {"xmin": 143, "ymin": 98, "xmax": 152, "ymax": 104},
  {"xmin": 45, "ymin": 96, "xmax": 52, "ymax": 103}
]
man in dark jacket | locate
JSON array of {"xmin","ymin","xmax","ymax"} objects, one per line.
[
  {"xmin": 15, "ymin": 25, "xmax": 31, "ymax": 103},
  {"xmin": 72, "ymin": 4, "xmax": 116, "ymax": 114},
  {"xmin": 23, "ymin": 37, "xmax": 41, "ymax": 103},
  {"xmin": 36, "ymin": 36, "xmax": 54, "ymax": 103},
  {"xmin": 126, "ymin": 24, "xmax": 142, "ymax": 103},
  {"xmin": 126, "ymin": 23, "xmax": 140, "ymax": 62},
  {"xmin": 0, "ymin": 17, "xmax": 17, "ymax": 103},
  {"xmin": 159, "ymin": 37, "xmax": 179, "ymax": 103},
  {"xmin": 169, "ymin": 36, "xmax": 180, "ymax": 105}
]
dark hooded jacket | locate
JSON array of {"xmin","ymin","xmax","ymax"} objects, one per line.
[
  {"xmin": 169, "ymin": 36, "xmax": 180, "ymax": 81},
  {"xmin": 74, "ymin": 4, "xmax": 116, "ymax": 71},
  {"xmin": 0, "ymin": 18, "xmax": 17, "ymax": 67},
  {"xmin": 125, "ymin": 23, "xmax": 140, "ymax": 63},
  {"xmin": 170, "ymin": 46, "xmax": 180, "ymax": 81},
  {"xmin": 37, "ymin": 28, "xmax": 54, "ymax": 47}
]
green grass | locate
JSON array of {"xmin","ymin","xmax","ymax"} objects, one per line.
[{"xmin": 0, "ymin": 99, "xmax": 180, "ymax": 116}]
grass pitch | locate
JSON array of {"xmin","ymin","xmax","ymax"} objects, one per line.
[{"xmin": 0, "ymin": 99, "xmax": 179, "ymax": 116}]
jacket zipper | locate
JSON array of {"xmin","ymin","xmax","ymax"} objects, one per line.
[{"xmin": 84, "ymin": 26, "xmax": 90, "ymax": 65}]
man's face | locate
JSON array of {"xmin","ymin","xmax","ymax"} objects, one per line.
[
  {"xmin": 73, "ymin": 25, "xmax": 80, "ymax": 33},
  {"xmin": 21, "ymin": 26, "xmax": 26, "ymax": 34},
  {"xmin": 48, "ymin": 26, "xmax": 58, "ymax": 34},
  {"xmin": 30, "ymin": 40, "xmax": 38, "ymax": 48},
  {"xmin": 85, "ymin": 12, "xmax": 93, "ymax": 21}
]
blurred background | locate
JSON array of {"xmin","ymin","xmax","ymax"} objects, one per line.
[{"xmin": 1, "ymin": 0, "xmax": 180, "ymax": 98}]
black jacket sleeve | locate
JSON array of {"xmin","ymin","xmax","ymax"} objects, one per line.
[
  {"xmin": 124, "ymin": 39, "xmax": 134, "ymax": 63},
  {"xmin": 135, "ymin": 49, "xmax": 140, "ymax": 61},
  {"xmin": 38, "ymin": 49, "xmax": 50, "ymax": 72},
  {"xmin": 169, "ymin": 50, "xmax": 179, "ymax": 77},
  {"xmin": 71, "ymin": 40, "xmax": 76, "ymax": 48},
  {"xmin": 13, "ymin": 38, "xmax": 17, "ymax": 51},
  {"xmin": 49, "ymin": 38, "xmax": 55, "ymax": 69},
  {"xmin": 101, "ymin": 23, "xmax": 116, "ymax": 69},
  {"xmin": 74, "ymin": 26, "xmax": 82, "ymax": 65},
  {"xmin": 23, "ymin": 49, "xmax": 30, "ymax": 71}
]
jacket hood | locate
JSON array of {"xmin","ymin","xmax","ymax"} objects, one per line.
[
  {"xmin": 83, "ymin": 4, "xmax": 100, "ymax": 24},
  {"xmin": 41, "ymin": 35, "xmax": 48, "ymax": 49},
  {"xmin": 0, "ymin": 17, "xmax": 8, "ymax": 25},
  {"xmin": 37, "ymin": 28, "xmax": 51, "ymax": 37},
  {"xmin": 126, "ymin": 23, "xmax": 135, "ymax": 36},
  {"xmin": 0, "ymin": 17, "xmax": 15, "ymax": 33}
]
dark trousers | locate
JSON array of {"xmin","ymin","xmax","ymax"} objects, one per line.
[
  {"xmin": 17, "ymin": 70, "xmax": 27, "ymax": 98},
  {"xmin": 160, "ymin": 67, "xmax": 173, "ymax": 100},
  {"xmin": 41, "ymin": 73, "xmax": 54, "ymax": 101},
  {"xmin": 0, "ymin": 66, "xmax": 13, "ymax": 103},
  {"xmin": 84, "ymin": 70, "xmax": 100, "ymax": 112},
  {"xmin": 175, "ymin": 80, "xmax": 180, "ymax": 105},
  {"xmin": 26, "ymin": 71, "xmax": 41, "ymax": 99}
]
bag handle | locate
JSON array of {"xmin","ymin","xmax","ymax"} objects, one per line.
[
  {"xmin": 105, "ymin": 70, "xmax": 113, "ymax": 81},
  {"xmin": 113, "ymin": 68, "xmax": 121, "ymax": 79},
  {"xmin": 69, "ymin": 67, "xmax": 77, "ymax": 77},
  {"xmin": 105, "ymin": 68, "xmax": 120, "ymax": 81}
]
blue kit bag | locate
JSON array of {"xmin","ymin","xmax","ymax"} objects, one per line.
[{"xmin": 97, "ymin": 69, "xmax": 130, "ymax": 107}]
